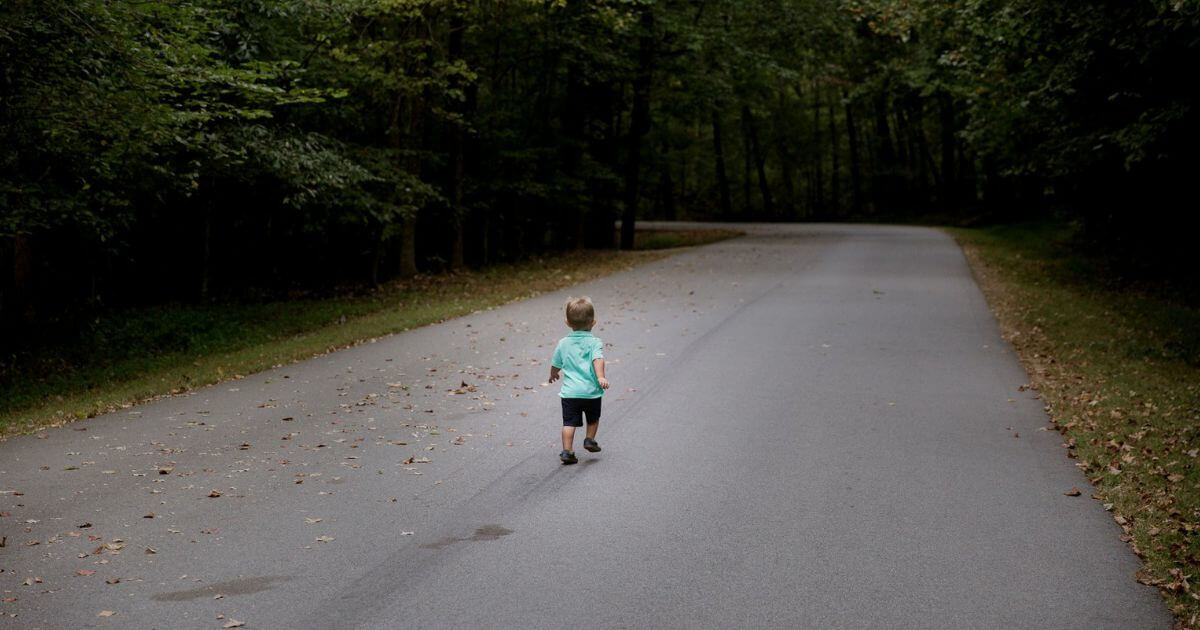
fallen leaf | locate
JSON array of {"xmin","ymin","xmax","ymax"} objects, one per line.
[
  {"xmin": 304, "ymin": 518, "xmax": 322, "ymax": 525},
  {"xmin": 97, "ymin": 610, "xmax": 115, "ymax": 617},
  {"xmin": 106, "ymin": 578, "xmax": 121, "ymax": 584},
  {"xmin": 1064, "ymin": 487, "xmax": 1082, "ymax": 496},
  {"xmin": 208, "ymin": 489, "xmax": 223, "ymax": 498},
  {"xmin": 1168, "ymin": 473, "xmax": 1185, "ymax": 483},
  {"xmin": 315, "ymin": 535, "xmax": 335, "ymax": 543},
  {"xmin": 76, "ymin": 569, "xmax": 96, "ymax": 577},
  {"xmin": 222, "ymin": 620, "xmax": 245, "ymax": 628},
  {"xmin": 144, "ymin": 547, "xmax": 157, "ymax": 555}
]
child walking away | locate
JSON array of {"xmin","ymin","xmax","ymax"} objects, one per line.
[{"xmin": 548, "ymin": 296, "xmax": 609, "ymax": 464}]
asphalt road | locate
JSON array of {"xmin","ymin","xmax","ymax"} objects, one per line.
[{"xmin": 1, "ymin": 224, "xmax": 1170, "ymax": 629}]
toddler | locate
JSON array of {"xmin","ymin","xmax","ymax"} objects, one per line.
[{"xmin": 548, "ymin": 296, "xmax": 609, "ymax": 464}]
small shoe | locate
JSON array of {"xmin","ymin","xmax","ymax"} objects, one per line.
[
  {"xmin": 559, "ymin": 450, "xmax": 578, "ymax": 465},
  {"xmin": 583, "ymin": 438, "xmax": 601, "ymax": 453}
]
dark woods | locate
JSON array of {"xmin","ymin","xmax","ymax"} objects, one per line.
[{"xmin": 2, "ymin": 0, "xmax": 1197, "ymax": 338}]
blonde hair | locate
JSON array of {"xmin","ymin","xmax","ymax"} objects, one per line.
[{"xmin": 565, "ymin": 296, "xmax": 594, "ymax": 329}]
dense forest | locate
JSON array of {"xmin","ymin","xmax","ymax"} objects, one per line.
[{"xmin": 2, "ymin": 0, "xmax": 1197, "ymax": 334}]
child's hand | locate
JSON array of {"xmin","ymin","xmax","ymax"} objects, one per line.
[{"xmin": 597, "ymin": 377, "xmax": 609, "ymax": 390}]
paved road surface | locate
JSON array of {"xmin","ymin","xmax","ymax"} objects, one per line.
[{"xmin": 1, "ymin": 224, "xmax": 1169, "ymax": 629}]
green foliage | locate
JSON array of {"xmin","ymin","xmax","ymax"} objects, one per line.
[{"xmin": 3, "ymin": 0, "xmax": 1196, "ymax": 341}]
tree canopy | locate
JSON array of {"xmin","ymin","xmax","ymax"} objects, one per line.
[{"xmin": 3, "ymin": 0, "xmax": 1197, "ymax": 329}]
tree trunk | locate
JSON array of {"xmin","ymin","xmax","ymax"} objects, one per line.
[
  {"xmin": 938, "ymin": 92, "xmax": 957, "ymax": 212},
  {"xmin": 398, "ymin": 219, "xmax": 418, "ymax": 278},
  {"xmin": 620, "ymin": 7, "xmax": 654, "ymax": 251},
  {"xmin": 843, "ymin": 90, "xmax": 863, "ymax": 215},
  {"xmin": 776, "ymin": 91, "xmax": 795, "ymax": 215},
  {"xmin": 811, "ymin": 83, "xmax": 824, "ymax": 217},
  {"xmin": 741, "ymin": 107, "xmax": 753, "ymax": 214},
  {"xmin": 712, "ymin": 110, "xmax": 734, "ymax": 216},
  {"xmin": 397, "ymin": 92, "xmax": 425, "ymax": 278},
  {"xmin": 660, "ymin": 164, "xmax": 677, "ymax": 221},
  {"xmin": 12, "ymin": 234, "xmax": 35, "ymax": 326},
  {"xmin": 448, "ymin": 8, "xmax": 468, "ymax": 269},
  {"xmin": 200, "ymin": 193, "xmax": 212, "ymax": 299},
  {"xmin": 872, "ymin": 94, "xmax": 896, "ymax": 213},
  {"xmin": 562, "ymin": 63, "xmax": 586, "ymax": 250},
  {"xmin": 828, "ymin": 89, "xmax": 840, "ymax": 218},
  {"xmin": 743, "ymin": 105, "xmax": 774, "ymax": 218}
]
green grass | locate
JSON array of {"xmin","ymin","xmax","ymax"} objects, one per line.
[
  {"xmin": 948, "ymin": 222, "xmax": 1200, "ymax": 625},
  {"xmin": 1, "ymin": 228, "xmax": 741, "ymax": 438},
  {"xmin": 631, "ymin": 228, "xmax": 744, "ymax": 250}
]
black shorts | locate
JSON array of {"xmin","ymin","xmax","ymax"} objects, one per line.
[{"xmin": 561, "ymin": 397, "xmax": 602, "ymax": 427}]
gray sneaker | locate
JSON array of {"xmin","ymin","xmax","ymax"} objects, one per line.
[
  {"xmin": 559, "ymin": 450, "xmax": 578, "ymax": 464},
  {"xmin": 583, "ymin": 438, "xmax": 601, "ymax": 453}
]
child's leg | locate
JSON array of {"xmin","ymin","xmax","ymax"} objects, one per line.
[
  {"xmin": 561, "ymin": 398, "xmax": 583, "ymax": 452},
  {"xmin": 585, "ymin": 398, "xmax": 602, "ymax": 440}
]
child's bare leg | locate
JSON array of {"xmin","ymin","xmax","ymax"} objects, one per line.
[
  {"xmin": 585, "ymin": 420, "xmax": 599, "ymax": 441},
  {"xmin": 561, "ymin": 426, "xmax": 576, "ymax": 451}
]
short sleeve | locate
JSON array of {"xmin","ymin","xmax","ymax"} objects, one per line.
[
  {"xmin": 551, "ymin": 340, "xmax": 564, "ymax": 368},
  {"xmin": 591, "ymin": 338, "xmax": 604, "ymax": 359}
]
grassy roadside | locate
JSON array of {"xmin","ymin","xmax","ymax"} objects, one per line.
[
  {"xmin": 1, "ymin": 229, "xmax": 742, "ymax": 438},
  {"xmin": 947, "ymin": 223, "xmax": 1200, "ymax": 626}
]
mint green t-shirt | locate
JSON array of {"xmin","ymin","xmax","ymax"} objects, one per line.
[{"xmin": 551, "ymin": 330, "xmax": 605, "ymax": 399}]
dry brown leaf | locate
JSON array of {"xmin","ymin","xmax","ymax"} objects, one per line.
[
  {"xmin": 315, "ymin": 535, "xmax": 335, "ymax": 543},
  {"xmin": 97, "ymin": 610, "xmax": 116, "ymax": 617},
  {"xmin": 76, "ymin": 569, "xmax": 96, "ymax": 576},
  {"xmin": 1064, "ymin": 487, "xmax": 1082, "ymax": 496},
  {"xmin": 222, "ymin": 620, "xmax": 245, "ymax": 628},
  {"xmin": 208, "ymin": 489, "xmax": 223, "ymax": 498}
]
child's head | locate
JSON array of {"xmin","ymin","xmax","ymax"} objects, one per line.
[{"xmin": 565, "ymin": 296, "xmax": 595, "ymax": 330}]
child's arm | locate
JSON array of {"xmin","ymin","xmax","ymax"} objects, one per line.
[
  {"xmin": 548, "ymin": 365, "xmax": 561, "ymax": 384},
  {"xmin": 593, "ymin": 358, "xmax": 609, "ymax": 390}
]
